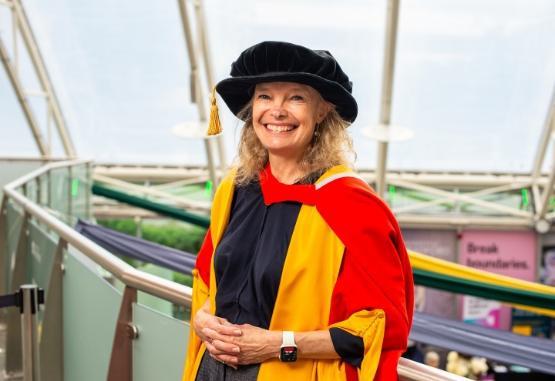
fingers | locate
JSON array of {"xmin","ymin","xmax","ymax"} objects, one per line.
[
  {"xmin": 205, "ymin": 340, "xmax": 231, "ymax": 356},
  {"xmin": 215, "ymin": 323, "xmax": 243, "ymax": 336},
  {"xmin": 203, "ymin": 327, "xmax": 240, "ymax": 358},
  {"xmin": 206, "ymin": 342, "xmax": 239, "ymax": 369},
  {"xmin": 202, "ymin": 327, "xmax": 240, "ymax": 348},
  {"xmin": 209, "ymin": 317, "xmax": 240, "ymax": 334},
  {"xmin": 212, "ymin": 338, "xmax": 241, "ymax": 354},
  {"xmin": 215, "ymin": 353, "xmax": 239, "ymax": 368},
  {"xmin": 203, "ymin": 314, "xmax": 242, "ymax": 336},
  {"xmin": 194, "ymin": 311, "xmax": 242, "ymax": 339}
]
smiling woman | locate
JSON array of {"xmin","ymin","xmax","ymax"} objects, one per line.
[{"xmin": 183, "ymin": 41, "xmax": 414, "ymax": 381}]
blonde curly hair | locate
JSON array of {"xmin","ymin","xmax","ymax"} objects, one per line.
[{"xmin": 234, "ymin": 103, "xmax": 355, "ymax": 186}]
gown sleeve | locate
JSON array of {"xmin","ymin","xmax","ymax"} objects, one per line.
[
  {"xmin": 182, "ymin": 228, "xmax": 213, "ymax": 381},
  {"xmin": 317, "ymin": 177, "xmax": 414, "ymax": 381},
  {"xmin": 329, "ymin": 327, "xmax": 364, "ymax": 367}
]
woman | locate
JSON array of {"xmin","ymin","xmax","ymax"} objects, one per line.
[{"xmin": 183, "ymin": 41, "xmax": 414, "ymax": 381}]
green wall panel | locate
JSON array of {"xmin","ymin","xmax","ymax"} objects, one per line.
[
  {"xmin": 5, "ymin": 201, "xmax": 24, "ymax": 291},
  {"xmin": 27, "ymin": 220, "xmax": 57, "ymax": 292},
  {"xmin": 132, "ymin": 303, "xmax": 189, "ymax": 381},
  {"xmin": 63, "ymin": 250, "xmax": 121, "ymax": 381}
]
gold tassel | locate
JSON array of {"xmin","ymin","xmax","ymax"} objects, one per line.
[{"xmin": 207, "ymin": 87, "xmax": 222, "ymax": 136}]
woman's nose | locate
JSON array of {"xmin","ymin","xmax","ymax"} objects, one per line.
[{"xmin": 270, "ymin": 106, "xmax": 287, "ymax": 119}]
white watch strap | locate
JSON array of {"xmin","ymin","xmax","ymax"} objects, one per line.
[{"xmin": 281, "ymin": 331, "xmax": 296, "ymax": 347}]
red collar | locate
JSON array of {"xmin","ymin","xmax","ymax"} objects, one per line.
[{"xmin": 259, "ymin": 164, "xmax": 317, "ymax": 206}]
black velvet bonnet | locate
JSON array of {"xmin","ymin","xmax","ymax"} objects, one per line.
[{"xmin": 215, "ymin": 41, "xmax": 358, "ymax": 123}]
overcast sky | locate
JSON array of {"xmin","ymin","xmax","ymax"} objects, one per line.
[{"xmin": 1, "ymin": 0, "xmax": 554, "ymax": 173}]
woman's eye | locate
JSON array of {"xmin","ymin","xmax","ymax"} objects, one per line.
[
  {"xmin": 291, "ymin": 95, "xmax": 304, "ymax": 101},
  {"xmin": 257, "ymin": 94, "xmax": 270, "ymax": 100}
]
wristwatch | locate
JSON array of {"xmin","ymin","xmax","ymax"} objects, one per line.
[{"xmin": 279, "ymin": 331, "xmax": 298, "ymax": 362}]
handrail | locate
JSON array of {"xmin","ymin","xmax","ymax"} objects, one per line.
[
  {"xmin": 6, "ymin": 158, "xmax": 89, "ymax": 188},
  {"xmin": 3, "ymin": 160, "xmax": 192, "ymax": 306},
  {"xmin": 398, "ymin": 358, "xmax": 470, "ymax": 381}
]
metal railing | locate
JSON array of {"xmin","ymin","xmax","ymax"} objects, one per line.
[
  {"xmin": 2, "ymin": 159, "xmax": 192, "ymax": 307},
  {"xmin": 398, "ymin": 358, "xmax": 469, "ymax": 381},
  {"xmin": 1, "ymin": 159, "xmax": 470, "ymax": 381}
]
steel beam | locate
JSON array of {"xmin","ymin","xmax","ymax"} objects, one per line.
[
  {"xmin": 93, "ymin": 173, "xmax": 211, "ymax": 212},
  {"xmin": 90, "ymin": 160, "xmax": 555, "ymax": 228},
  {"xmin": 0, "ymin": 198, "xmax": 7, "ymax": 296},
  {"xmin": 193, "ymin": 0, "xmax": 227, "ymax": 172},
  {"xmin": 532, "ymin": 86, "xmax": 555, "ymax": 179},
  {"xmin": 394, "ymin": 182, "xmax": 531, "ymax": 215},
  {"xmin": 397, "ymin": 214, "xmax": 532, "ymax": 230},
  {"xmin": 151, "ymin": 175, "xmax": 209, "ymax": 189},
  {"xmin": 93, "ymin": 163, "xmax": 537, "ymax": 186},
  {"xmin": 193, "ymin": 0, "xmax": 214, "ymax": 89},
  {"xmin": 176, "ymin": 0, "xmax": 218, "ymax": 192},
  {"xmin": 539, "ymin": 140, "xmax": 555, "ymax": 219},
  {"xmin": 531, "ymin": 184, "xmax": 543, "ymax": 215},
  {"xmin": 93, "ymin": 165, "xmax": 207, "ymax": 182},
  {"xmin": 0, "ymin": 35, "xmax": 48, "ymax": 156},
  {"xmin": 91, "ymin": 163, "xmax": 542, "ymax": 228},
  {"xmin": 388, "ymin": 179, "xmax": 531, "ymax": 218},
  {"xmin": 92, "ymin": 206, "xmax": 159, "ymax": 219},
  {"xmin": 533, "ymin": 86, "xmax": 555, "ymax": 221},
  {"xmin": 375, "ymin": 0, "xmax": 400, "ymax": 197},
  {"xmin": 0, "ymin": 156, "xmax": 63, "ymax": 162},
  {"xmin": 12, "ymin": 0, "xmax": 76, "ymax": 157}
]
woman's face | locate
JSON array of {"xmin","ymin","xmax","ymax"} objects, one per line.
[{"xmin": 251, "ymin": 82, "xmax": 330, "ymax": 161}]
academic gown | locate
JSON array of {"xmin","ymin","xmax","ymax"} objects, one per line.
[{"xmin": 182, "ymin": 164, "xmax": 414, "ymax": 381}]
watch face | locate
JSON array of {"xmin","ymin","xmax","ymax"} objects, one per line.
[{"xmin": 280, "ymin": 346, "xmax": 297, "ymax": 362}]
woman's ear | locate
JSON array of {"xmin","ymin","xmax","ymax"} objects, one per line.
[{"xmin": 316, "ymin": 101, "xmax": 333, "ymax": 123}]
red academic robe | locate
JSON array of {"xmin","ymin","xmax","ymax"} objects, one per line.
[{"xmin": 189, "ymin": 166, "xmax": 414, "ymax": 381}]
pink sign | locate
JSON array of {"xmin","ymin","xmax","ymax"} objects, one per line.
[{"xmin": 459, "ymin": 230, "xmax": 536, "ymax": 330}]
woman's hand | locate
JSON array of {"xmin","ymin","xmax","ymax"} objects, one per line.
[
  {"xmin": 232, "ymin": 324, "xmax": 281, "ymax": 365},
  {"xmin": 193, "ymin": 302, "xmax": 243, "ymax": 367}
]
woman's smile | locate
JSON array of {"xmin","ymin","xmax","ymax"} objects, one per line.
[{"xmin": 264, "ymin": 123, "xmax": 298, "ymax": 133}]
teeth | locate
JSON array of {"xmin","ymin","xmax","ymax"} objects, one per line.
[{"xmin": 266, "ymin": 124, "xmax": 295, "ymax": 132}]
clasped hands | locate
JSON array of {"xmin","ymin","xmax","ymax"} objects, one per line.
[{"xmin": 193, "ymin": 307, "xmax": 281, "ymax": 368}]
